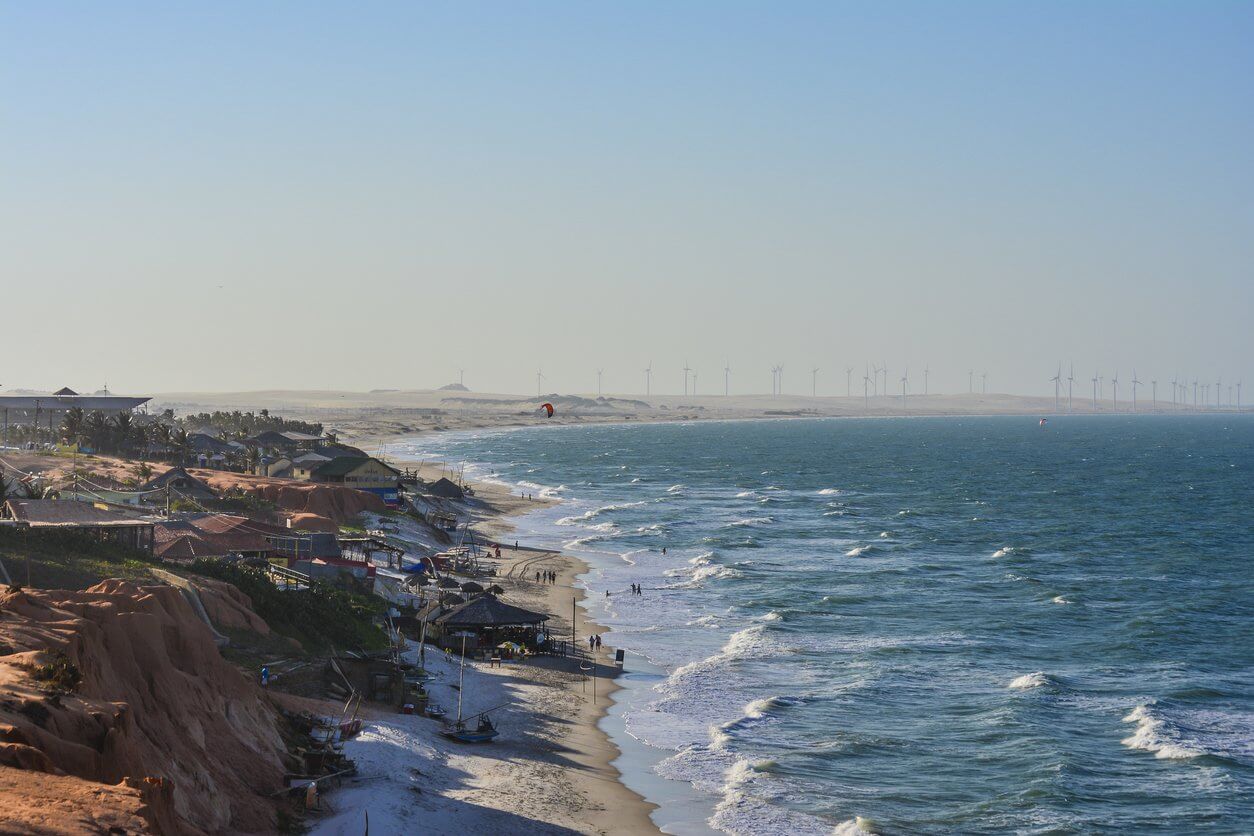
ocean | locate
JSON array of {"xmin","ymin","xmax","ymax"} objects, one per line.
[{"xmin": 393, "ymin": 415, "xmax": 1253, "ymax": 834}]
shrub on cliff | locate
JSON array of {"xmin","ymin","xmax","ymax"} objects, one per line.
[{"xmin": 188, "ymin": 559, "xmax": 388, "ymax": 652}]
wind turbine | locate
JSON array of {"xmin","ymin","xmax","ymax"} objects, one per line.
[
  {"xmin": 644, "ymin": 362, "xmax": 652, "ymax": 397},
  {"xmin": 1151, "ymin": 379, "xmax": 1157, "ymax": 409},
  {"xmin": 900, "ymin": 368, "xmax": 908, "ymax": 408},
  {"xmin": 923, "ymin": 366, "xmax": 930, "ymax": 396},
  {"xmin": 845, "ymin": 366, "xmax": 853, "ymax": 398},
  {"xmin": 778, "ymin": 364, "xmax": 784, "ymax": 396},
  {"xmin": 1131, "ymin": 370, "xmax": 1141, "ymax": 413},
  {"xmin": 812, "ymin": 367, "xmax": 819, "ymax": 397},
  {"xmin": 1193, "ymin": 379, "xmax": 1199, "ymax": 409},
  {"xmin": 1216, "ymin": 377, "xmax": 1222, "ymax": 410},
  {"xmin": 724, "ymin": 361, "xmax": 731, "ymax": 396},
  {"xmin": 871, "ymin": 364, "xmax": 881, "ymax": 397},
  {"xmin": 692, "ymin": 370, "xmax": 698, "ymax": 396},
  {"xmin": 1111, "ymin": 371, "xmax": 1119, "ymax": 411},
  {"xmin": 682, "ymin": 361, "xmax": 691, "ymax": 397},
  {"xmin": 1091, "ymin": 372, "xmax": 1099, "ymax": 410},
  {"xmin": 1238, "ymin": 380, "xmax": 1243, "ymax": 411},
  {"xmin": 1067, "ymin": 363, "xmax": 1075, "ymax": 412},
  {"xmin": 458, "ymin": 368, "xmax": 465, "ymax": 387},
  {"xmin": 1170, "ymin": 376, "xmax": 1177, "ymax": 410},
  {"xmin": 881, "ymin": 362, "xmax": 889, "ymax": 397},
  {"xmin": 981, "ymin": 371, "xmax": 988, "ymax": 395},
  {"xmin": 536, "ymin": 369, "xmax": 545, "ymax": 397},
  {"xmin": 596, "ymin": 369, "xmax": 603, "ymax": 396},
  {"xmin": 863, "ymin": 364, "xmax": 872, "ymax": 409},
  {"xmin": 1051, "ymin": 363, "xmax": 1062, "ymax": 413},
  {"xmin": 968, "ymin": 369, "xmax": 974, "ymax": 394}
]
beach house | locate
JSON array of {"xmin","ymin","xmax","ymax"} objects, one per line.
[
  {"xmin": 297, "ymin": 456, "xmax": 402, "ymax": 506},
  {"xmin": 1, "ymin": 499, "xmax": 156, "ymax": 554}
]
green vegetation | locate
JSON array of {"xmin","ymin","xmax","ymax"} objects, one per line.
[
  {"xmin": 26, "ymin": 652, "xmax": 83, "ymax": 693},
  {"xmin": 188, "ymin": 559, "xmax": 388, "ymax": 653},
  {"xmin": 0, "ymin": 528, "xmax": 160, "ymax": 589},
  {"xmin": 179, "ymin": 409, "xmax": 323, "ymax": 439}
]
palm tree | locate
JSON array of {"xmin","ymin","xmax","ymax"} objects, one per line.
[
  {"xmin": 149, "ymin": 422, "xmax": 172, "ymax": 455},
  {"xmin": 60, "ymin": 407, "xmax": 85, "ymax": 446},
  {"xmin": 84, "ymin": 411, "xmax": 109, "ymax": 452},
  {"xmin": 111, "ymin": 413, "xmax": 136, "ymax": 454},
  {"xmin": 172, "ymin": 428, "xmax": 189, "ymax": 465}
]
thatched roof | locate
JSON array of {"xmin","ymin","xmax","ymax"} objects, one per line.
[
  {"xmin": 435, "ymin": 594, "xmax": 549, "ymax": 628},
  {"xmin": 460, "ymin": 581, "xmax": 484, "ymax": 594},
  {"xmin": 426, "ymin": 477, "xmax": 464, "ymax": 499},
  {"xmin": 436, "ymin": 576, "xmax": 460, "ymax": 589}
]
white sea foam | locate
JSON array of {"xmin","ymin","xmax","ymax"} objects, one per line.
[
  {"xmin": 666, "ymin": 484, "xmax": 685, "ymax": 493},
  {"xmin": 1052, "ymin": 595, "xmax": 1071, "ymax": 605},
  {"xmin": 817, "ymin": 488, "xmax": 842, "ymax": 495},
  {"xmin": 992, "ymin": 546, "xmax": 1018, "ymax": 558},
  {"xmin": 726, "ymin": 517, "xmax": 774, "ymax": 528},
  {"xmin": 1008, "ymin": 672, "xmax": 1051, "ymax": 690},
  {"xmin": 757, "ymin": 611, "xmax": 783, "ymax": 622},
  {"xmin": 1122, "ymin": 704, "xmax": 1203, "ymax": 759},
  {"xmin": 735, "ymin": 490, "xmax": 758, "ymax": 499},
  {"xmin": 707, "ymin": 755, "xmax": 837, "ymax": 836},
  {"xmin": 691, "ymin": 564, "xmax": 744, "ymax": 583},
  {"xmin": 845, "ymin": 545, "xmax": 874, "ymax": 557}
]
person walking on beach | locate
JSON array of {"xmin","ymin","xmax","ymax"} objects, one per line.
[
  {"xmin": 595, "ymin": 635, "xmax": 602, "ymax": 651},
  {"xmin": 535, "ymin": 571, "xmax": 541, "ymax": 584},
  {"xmin": 588, "ymin": 635, "xmax": 596, "ymax": 651}
]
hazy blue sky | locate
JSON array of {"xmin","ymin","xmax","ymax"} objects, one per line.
[{"xmin": 3, "ymin": 2, "xmax": 1251, "ymax": 396}]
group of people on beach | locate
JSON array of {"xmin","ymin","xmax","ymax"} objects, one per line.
[
  {"xmin": 535, "ymin": 569, "xmax": 557, "ymax": 585},
  {"xmin": 587, "ymin": 634, "xmax": 603, "ymax": 651}
]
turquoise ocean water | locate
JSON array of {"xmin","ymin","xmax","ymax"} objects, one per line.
[{"xmin": 396, "ymin": 416, "xmax": 1253, "ymax": 834}]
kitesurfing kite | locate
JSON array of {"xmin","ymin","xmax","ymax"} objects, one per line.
[
  {"xmin": 1039, "ymin": 418, "xmax": 1048, "ymax": 427},
  {"xmin": 541, "ymin": 402, "xmax": 555, "ymax": 418}
]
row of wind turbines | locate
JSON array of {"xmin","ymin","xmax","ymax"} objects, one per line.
[
  {"xmin": 1049, "ymin": 363, "xmax": 1244, "ymax": 413},
  {"xmin": 522, "ymin": 362, "xmax": 1246, "ymax": 413}
]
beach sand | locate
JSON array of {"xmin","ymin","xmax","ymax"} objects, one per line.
[{"xmin": 306, "ymin": 476, "xmax": 659, "ymax": 835}]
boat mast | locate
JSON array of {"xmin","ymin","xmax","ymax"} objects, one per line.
[{"xmin": 455, "ymin": 634, "xmax": 467, "ymax": 724}]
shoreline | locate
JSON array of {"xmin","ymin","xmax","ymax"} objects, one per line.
[{"xmin": 319, "ymin": 456, "xmax": 661, "ymax": 834}]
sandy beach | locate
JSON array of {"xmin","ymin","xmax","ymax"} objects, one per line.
[{"xmin": 305, "ymin": 463, "xmax": 660, "ymax": 835}]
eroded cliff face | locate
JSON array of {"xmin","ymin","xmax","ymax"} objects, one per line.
[{"xmin": 0, "ymin": 580, "xmax": 288, "ymax": 834}]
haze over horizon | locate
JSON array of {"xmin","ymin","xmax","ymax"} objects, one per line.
[{"xmin": 3, "ymin": 2, "xmax": 1251, "ymax": 397}]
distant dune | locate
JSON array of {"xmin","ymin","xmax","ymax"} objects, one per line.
[{"xmin": 143, "ymin": 388, "xmax": 1232, "ymax": 447}]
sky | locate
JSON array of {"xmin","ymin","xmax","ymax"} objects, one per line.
[{"xmin": 2, "ymin": 2, "xmax": 1252, "ymax": 397}]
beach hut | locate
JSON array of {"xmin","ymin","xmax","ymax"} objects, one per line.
[
  {"xmin": 486, "ymin": 584, "xmax": 505, "ymax": 595},
  {"xmin": 437, "ymin": 576, "xmax": 460, "ymax": 589},
  {"xmin": 432, "ymin": 594, "xmax": 550, "ymax": 653},
  {"xmin": 440, "ymin": 593, "xmax": 466, "ymax": 606},
  {"xmin": 140, "ymin": 466, "xmax": 218, "ymax": 503},
  {"xmin": 426, "ymin": 478, "xmax": 465, "ymax": 500},
  {"xmin": 460, "ymin": 581, "xmax": 485, "ymax": 595}
]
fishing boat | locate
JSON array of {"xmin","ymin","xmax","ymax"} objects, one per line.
[
  {"xmin": 441, "ymin": 712, "xmax": 498, "ymax": 743},
  {"xmin": 440, "ymin": 635, "xmax": 500, "ymax": 743}
]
